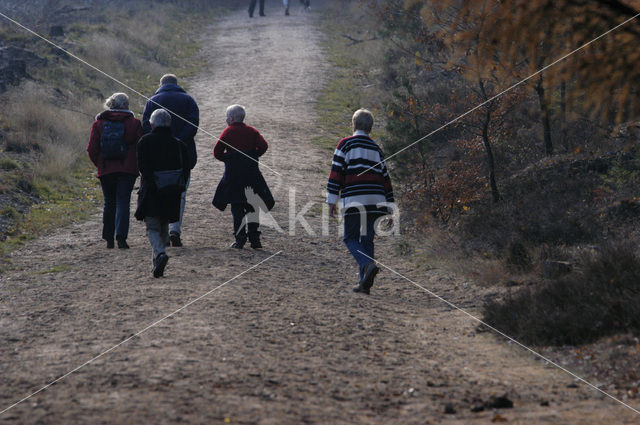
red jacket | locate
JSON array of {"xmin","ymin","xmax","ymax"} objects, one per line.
[
  {"xmin": 213, "ymin": 122, "xmax": 268, "ymax": 161},
  {"xmin": 87, "ymin": 110, "xmax": 142, "ymax": 177}
]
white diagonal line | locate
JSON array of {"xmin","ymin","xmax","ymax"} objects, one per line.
[
  {"xmin": 357, "ymin": 250, "xmax": 640, "ymax": 416},
  {"xmin": 0, "ymin": 11, "xmax": 282, "ymax": 177},
  {"xmin": 358, "ymin": 12, "xmax": 640, "ymax": 176},
  {"xmin": 0, "ymin": 251, "xmax": 282, "ymax": 417}
]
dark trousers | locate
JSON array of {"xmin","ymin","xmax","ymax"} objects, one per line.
[
  {"xmin": 231, "ymin": 203, "xmax": 260, "ymax": 242},
  {"xmin": 343, "ymin": 211, "xmax": 380, "ymax": 280},
  {"xmin": 248, "ymin": 0, "xmax": 265, "ymax": 16},
  {"xmin": 99, "ymin": 173, "xmax": 137, "ymax": 241}
]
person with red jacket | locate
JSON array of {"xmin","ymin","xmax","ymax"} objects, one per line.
[
  {"xmin": 87, "ymin": 93, "xmax": 142, "ymax": 249},
  {"xmin": 212, "ymin": 104, "xmax": 274, "ymax": 249}
]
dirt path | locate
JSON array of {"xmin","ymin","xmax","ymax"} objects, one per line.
[{"xmin": 1, "ymin": 4, "xmax": 639, "ymax": 424}]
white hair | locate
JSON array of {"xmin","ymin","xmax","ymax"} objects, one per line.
[
  {"xmin": 104, "ymin": 92, "xmax": 129, "ymax": 110},
  {"xmin": 226, "ymin": 104, "xmax": 246, "ymax": 123},
  {"xmin": 150, "ymin": 109, "xmax": 172, "ymax": 128}
]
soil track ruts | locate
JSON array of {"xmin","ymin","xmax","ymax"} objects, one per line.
[{"xmin": 1, "ymin": 3, "xmax": 639, "ymax": 424}]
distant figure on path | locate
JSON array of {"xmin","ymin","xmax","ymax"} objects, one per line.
[
  {"xmin": 135, "ymin": 109, "xmax": 189, "ymax": 278},
  {"xmin": 142, "ymin": 73, "xmax": 199, "ymax": 248},
  {"xmin": 327, "ymin": 109, "xmax": 395, "ymax": 295},
  {"xmin": 212, "ymin": 105, "xmax": 274, "ymax": 249},
  {"xmin": 249, "ymin": 0, "xmax": 266, "ymax": 17},
  {"xmin": 87, "ymin": 92, "xmax": 142, "ymax": 250}
]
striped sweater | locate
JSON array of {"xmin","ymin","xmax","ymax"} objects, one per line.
[{"xmin": 326, "ymin": 131, "xmax": 394, "ymax": 210}]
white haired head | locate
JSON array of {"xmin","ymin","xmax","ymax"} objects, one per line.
[
  {"xmin": 104, "ymin": 92, "xmax": 129, "ymax": 110},
  {"xmin": 226, "ymin": 104, "xmax": 246, "ymax": 124},
  {"xmin": 150, "ymin": 109, "xmax": 172, "ymax": 128}
]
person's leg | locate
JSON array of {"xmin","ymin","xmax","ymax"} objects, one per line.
[
  {"xmin": 169, "ymin": 177, "xmax": 189, "ymax": 246},
  {"xmin": 360, "ymin": 212, "xmax": 378, "ymax": 264},
  {"xmin": 146, "ymin": 217, "xmax": 169, "ymax": 277},
  {"xmin": 99, "ymin": 174, "xmax": 117, "ymax": 247},
  {"xmin": 114, "ymin": 173, "xmax": 137, "ymax": 247},
  {"xmin": 248, "ymin": 0, "xmax": 256, "ymax": 16},
  {"xmin": 246, "ymin": 203, "xmax": 262, "ymax": 248},
  {"xmin": 343, "ymin": 213, "xmax": 370, "ymax": 278},
  {"xmin": 231, "ymin": 203, "xmax": 247, "ymax": 247},
  {"xmin": 259, "ymin": 0, "xmax": 265, "ymax": 15}
]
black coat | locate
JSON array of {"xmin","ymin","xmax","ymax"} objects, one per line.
[
  {"xmin": 212, "ymin": 151, "xmax": 275, "ymax": 211},
  {"xmin": 135, "ymin": 127, "xmax": 189, "ymax": 222}
]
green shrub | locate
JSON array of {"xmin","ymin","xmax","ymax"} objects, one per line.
[{"xmin": 482, "ymin": 243, "xmax": 640, "ymax": 345}]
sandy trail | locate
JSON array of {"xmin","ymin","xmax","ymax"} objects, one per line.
[{"xmin": 1, "ymin": 4, "xmax": 638, "ymax": 424}]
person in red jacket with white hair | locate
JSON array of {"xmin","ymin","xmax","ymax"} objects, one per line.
[{"xmin": 87, "ymin": 92, "xmax": 142, "ymax": 249}]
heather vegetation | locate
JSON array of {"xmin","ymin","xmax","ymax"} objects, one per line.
[
  {"xmin": 321, "ymin": 0, "xmax": 640, "ymax": 345},
  {"xmin": 0, "ymin": 0, "xmax": 228, "ymax": 257}
]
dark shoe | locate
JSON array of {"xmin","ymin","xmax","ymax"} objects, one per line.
[
  {"xmin": 106, "ymin": 239, "xmax": 115, "ymax": 249},
  {"xmin": 259, "ymin": 13, "xmax": 266, "ymax": 16},
  {"xmin": 169, "ymin": 232, "xmax": 183, "ymax": 247},
  {"xmin": 353, "ymin": 284, "xmax": 370, "ymax": 295},
  {"xmin": 360, "ymin": 262, "xmax": 379, "ymax": 290},
  {"xmin": 231, "ymin": 240, "xmax": 245, "ymax": 249},
  {"xmin": 249, "ymin": 238, "xmax": 262, "ymax": 249},
  {"xmin": 153, "ymin": 253, "xmax": 169, "ymax": 278},
  {"xmin": 285, "ymin": 8, "xmax": 289, "ymax": 15},
  {"xmin": 116, "ymin": 236, "xmax": 129, "ymax": 249}
]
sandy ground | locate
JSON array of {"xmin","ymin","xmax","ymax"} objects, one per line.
[{"xmin": 1, "ymin": 3, "xmax": 639, "ymax": 424}]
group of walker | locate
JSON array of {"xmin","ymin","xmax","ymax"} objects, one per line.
[
  {"xmin": 88, "ymin": 74, "xmax": 394, "ymax": 294},
  {"xmin": 249, "ymin": 0, "xmax": 311, "ymax": 17}
]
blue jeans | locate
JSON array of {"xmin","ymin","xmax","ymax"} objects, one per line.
[
  {"xmin": 169, "ymin": 177, "xmax": 190, "ymax": 236},
  {"xmin": 343, "ymin": 211, "xmax": 380, "ymax": 280},
  {"xmin": 99, "ymin": 173, "xmax": 137, "ymax": 241}
]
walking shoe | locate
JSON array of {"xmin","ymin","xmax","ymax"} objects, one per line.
[
  {"xmin": 231, "ymin": 240, "xmax": 246, "ymax": 249},
  {"xmin": 106, "ymin": 239, "xmax": 115, "ymax": 249},
  {"xmin": 153, "ymin": 253, "xmax": 169, "ymax": 278},
  {"xmin": 353, "ymin": 284, "xmax": 370, "ymax": 295},
  {"xmin": 249, "ymin": 238, "xmax": 262, "ymax": 249},
  {"xmin": 360, "ymin": 262, "xmax": 379, "ymax": 290},
  {"xmin": 169, "ymin": 232, "xmax": 183, "ymax": 247},
  {"xmin": 116, "ymin": 236, "xmax": 129, "ymax": 249}
]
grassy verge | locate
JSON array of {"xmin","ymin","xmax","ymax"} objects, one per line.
[
  {"xmin": 0, "ymin": 1, "xmax": 227, "ymax": 266},
  {"xmin": 313, "ymin": 2, "xmax": 386, "ymax": 151}
]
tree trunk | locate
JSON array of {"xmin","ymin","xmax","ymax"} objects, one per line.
[
  {"xmin": 560, "ymin": 81, "xmax": 568, "ymax": 152},
  {"xmin": 535, "ymin": 75, "xmax": 553, "ymax": 156},
  {"xmin": 479, "ymin": 80, "xmax": 501, "ymax": 203}
]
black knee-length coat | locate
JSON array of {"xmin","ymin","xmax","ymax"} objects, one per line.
[{"xmin": 135, "ymin": 127, "xmax": 189, "ymax": 222}]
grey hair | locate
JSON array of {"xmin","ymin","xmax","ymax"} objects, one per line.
[
  {"xmin": 226, "ymin": 104, "xmax": 246, "ymax": 123},
  {"xmin": 160, "ymin": 73, "xmax": 178, "ymax": 85},
  {"xmin": 352, "ymin": 108, "xmax": 374, "ymax": 133},
  {"xmin": 104, "ymin": 92, "xmax": 129, "ymax": 110},
  {"xmin": 150, "ymin": 109, "xmax": 172, "ymax": 128}
]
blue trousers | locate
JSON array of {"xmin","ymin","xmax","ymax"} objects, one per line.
[
  {"xmin": 99, "ymin": 173, "xmax": 137, "ymax": 241},
  {"xmin": 343, "ymin": 211, "xmax": 380, "ymax": 280}
]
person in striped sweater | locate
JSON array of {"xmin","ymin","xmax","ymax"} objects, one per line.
[{"xmin": 327, "ymin": 109, "xmax": 395, "ymax": 295}]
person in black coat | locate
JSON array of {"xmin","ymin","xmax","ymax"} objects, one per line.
[
  {"xmin": 142, "ymin": 73, "xmax": 199, "ymax": 247},
  {"xmin": 212, "ymin": 105, "xmax": 274, "ymax": 249},
  {"xmin": 136, "ymin": 109, "xmax": 189, "ymax": 278}
]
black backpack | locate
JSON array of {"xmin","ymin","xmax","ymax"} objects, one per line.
[{"xmin": 100, "ymin": 120, "xmax": 127, "ymax": 161}]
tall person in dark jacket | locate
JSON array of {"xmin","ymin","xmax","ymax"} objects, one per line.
[
  {"xmin": 142, "ymin": 74, "xmax": 199, "ymax": 248},
  {"xmin": 136, "ymin": 109, "xmax": 189, "ymax": 278},
  {"xmin": 87, "ymin": 93, "xmax": 142, "ymax": 249},
  {"xmin": 212, "ymin": 104, "xmax": 274, "ymax": 249}
]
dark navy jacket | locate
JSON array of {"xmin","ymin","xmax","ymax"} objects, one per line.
[{"xmin": 142, "ymin": 84, "xmax": 199, "ymax": 170}]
